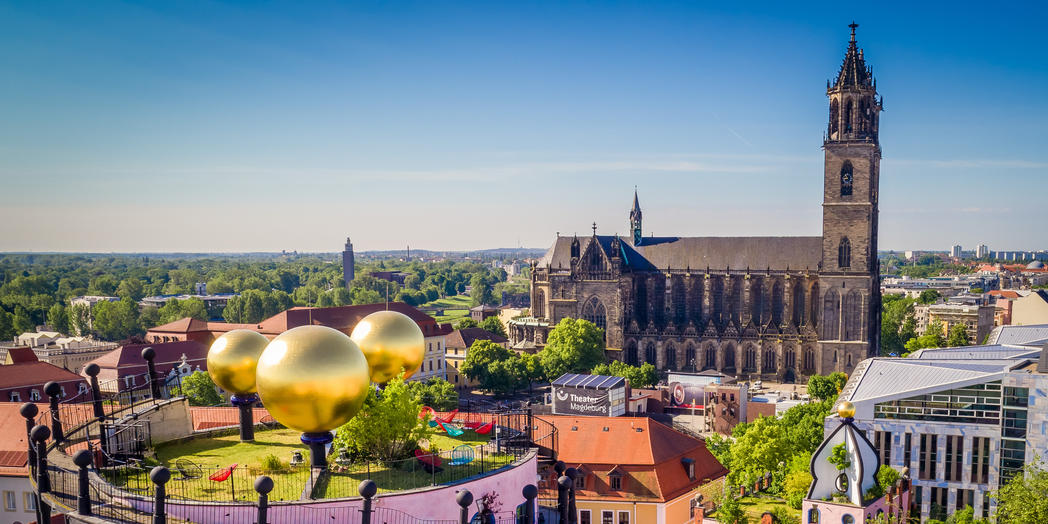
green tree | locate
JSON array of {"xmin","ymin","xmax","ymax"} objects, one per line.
[
  {"xmin": 539, "ymin": 317, "xmax": 606, "ymax": 380},
  {"xmin": 406, "ymin": 377, "xmax": 459, "ymax": 411},
  {"xmin": 12, "ymin": 306, "xmax": 34, "ymax": 334},
  {"xmin": 116, "ymin": 278, "xmax": 145, "ymax": 301},
  {"xmin": 947, "ymin": 323, "xmax": 970, "ymax": 347},
  {"xmin": 904, "ymin": 320, "xmax": 947, "ymax": 353},
  {"xmin": 479, "ymin": 316, "xmax": 507, "ymax": 338},
  {"xmin": 47, "ymin": 303, "xmax": 69, "ymax": 333},
  {"xmin": 806, "ymin": 372, "xmax": 848, "ymax": 401},
  {"xmin": 716, "ymin": 493, "xmax": 748, "ymax": 524},
  {"xmin": 591, "ymin": 360, "xmax": 659, "ymax": 388},
  {"xmin": 469, "ymin": 274, "xmax": 495, "ymax": 307},
  {"xmin": 944, "ymin": 505, "xmax": 989, "ymax": 524},
  {"xmin": 88, "ymin": 275, "xmax": 119, "ymax": 296},
  {"xmin": 460, "ymin": 340, "xmax": 517, "ymax": 394},
  {"xmin": 178, "ymin": 371, "xmax": 223, "ymax": 406},
  {"xmin": 350, "ymin": 288, "xmax": 382, "ymax": 305},
  {"xmin": 918, "ymin": 289, "xmax": 942, "ymax": 304},
  {"xmin": 725, "ymin": 414, "xmax": 793, "ymax": 488},
  {"xmin": 68, "ymin": 303, "xmax": 91, "ymax": 336},
  {"xmin": 455, "ymin": 318, "xmax": 478, "ymax": 329},
  {"xmin": 334, "ymin": 377, "xmax": 431, "ymax": 461},
  {"xmin": 993, "ymin": 460, "xmax": 1048, "ymax": 523},
  {"xmin": 783, "ymin": 453, "xmax": 813, "ymax": 509},
  {"xmin": 158, "ymin": 298, "xmax": 206, "ymax": 324},
  {"xmin": 0, "ymin": 309, "xmax": 14, "ymax": 339}
]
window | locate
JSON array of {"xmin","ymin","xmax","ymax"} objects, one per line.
[
  {"xmin": 808, "ymin": 508, "xmax": 820, "ymax": 523},
  {"xmin": 3, "ymin": 491, "xmax": 15, "ymax": 511},
  {"xmin": 602, "ymin": 511, "xmax": 613, "ymax": 524},
  {"xmin": 8, "ymin": 392, "xmax": 19, "ymax": 402},
  {"xmin": 575, "ymin": 473, "xmax": 585, "ymax": 490},
  {"xmin": 838, "ymin": 237, "xmax": 851, "ymax": 268},
  {"xmin": 580, "ymin": 510, "xmax": 591, "ymax": 524},
  {"xmin": 609, "ymin": 473, "xmax": 622, "ymax": 490},
  {"xmin": 78, "ymin": 383, "xmax": 89, "ymax": 394},
  {"xmin": 29, "ymin": 390, "xmax": 40, "ymax": 401},
  {"xmin": 23, "ymin": 492, "xmax": 35, "ymax": 511},
  {"xmin": 582, "ymin": 297, "xmax": 608, "ymax": 334},
  {"xmin": 842, "ymin": 515, "xmax": 854, "ymax": 524}
]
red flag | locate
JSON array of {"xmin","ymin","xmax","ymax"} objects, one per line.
[{"xmin": 209, "ymin": 463, "xmax": 237, "ymax": 482}]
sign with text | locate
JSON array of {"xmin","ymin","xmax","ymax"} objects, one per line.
[{"xmin": 552, "ymin": 386, "xmax": 612, "ymax": 416}]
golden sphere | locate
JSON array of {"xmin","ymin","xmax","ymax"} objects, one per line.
[
  {"xmin": 255, "ymin": 325, "xmax": 371, "ymax": 434},
  {"xmin": 350, "ymin": 310, "xmax": 425, "ymax": 383},
  {"xmin": 206, "ymin": 330, "xmax": 270, "ymax": 394},
  {"xmin": 837, "ymin": 401, "xmax": 856, "ymax": 419}
]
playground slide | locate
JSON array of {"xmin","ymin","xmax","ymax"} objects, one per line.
[
  {"xmin": 474, "ymin": 421, "xmax": 494, "ymax": 435},
  {"xmin": 436, "ymin": 419, "xmax": 465, "ymax": 437}
]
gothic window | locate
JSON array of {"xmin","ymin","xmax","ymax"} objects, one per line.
[
  {"xmin": 626, "ymin": 341, "xmax": 638, "ymax": 366},
  {"xmin": 838, "ymin": 237, "xmax": 851, "ymax": 269},
  {"xmin": 763, "ymin": 349, "xmax": 776, "ymax": 372},
  {"xmin": 785, "ymin": 348, "xmax": 796, "ymax": 370},
  {"xmin": 822, "ymin": 288, "xmax": 840, "ymax": 340},
  {"xmin": 844, "ymin": 98, "xmax": 854, "ymax": 132},
  {"xmin": 809, "ymin": 283, "xmax": 820, "ymax": 328},
  {"xmin": 829, "ymin": 99, "xmax": 839, "ymax": 136},
  {"xmin": 634, "ymin": 278, "xmax": 648, "ymax": 326},
  {"xmin": 711, "ymin": 277, "xmax": 724, "ymax": 326},
  {"xmin": 728, "ymin": 277, "xmax": 743, "ymax": 325},
  {"xmin": 685, "ymin": 345, "xmax": 696, "ymax": 371},
  {"xmin": 844, "ymin": 290, "xmax": 863, "ymax": 341},
  {"xmin": 722, "ymin": 343, "xmax": 736, "ymax": 372},
  {"xmin": 688, "ymin": 278, "xmax": 703, "ymax": 326},
  {"xmin": 672, "ymin": 276, "xmax": 686, "ymax": 326},
  {"xmin": 704, "ymin": 346, "xmax": 716, "ymax": 370},
  {"xmin": 586, "ymin": 245, "xmax": 607, "ymax": 278},
  {"xmin": 792, "ymin": 280, "xmax": 805, "ymax": 326},
  {"xmin": 803, "ymin": 348, "xmax": 815, "ymax": 374},
  {"xmin": 840, "ymin": 161, "xmax": 854, "ymax": 197},
  {"xmin": 744, "ymin": 346, "xmax": 757, "ymax": 373},
  {"xmin": 645, "ymin": 342, "xmax": 657, "ymax": 365},
  {"xmin": 749, "ymin": 278, "xmax": 763, "ymax": 325},
  {"xmin": 771, "ymin": 280, "xmax": 784, "ymax": 326},
  {"xmin": 535, "ymin": 289, "xmax": 546, "ymax": 319},
  {"xmin": 665, "ymin": 344, "xmax": 677, "ymax": 371},
  {"xmin": 582, "ymin": 297, "xmax": 607, "ymax": 336}
]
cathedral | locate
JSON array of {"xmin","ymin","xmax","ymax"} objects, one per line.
[{"xmin": 509, "ymin": 24, "xmax": 882, "ymax": 382}]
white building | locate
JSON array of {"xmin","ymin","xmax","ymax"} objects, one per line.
[
  {"xmin": 976, "ymin": 244, "xmax": 989, "ymax": 259},
  {"xmin": 833, "ymin": 324, "xmax": 1048, "ymax": 521},
  {"xmin": 951, "ymin": 245, "xmax": 963, "ymax": 258}
]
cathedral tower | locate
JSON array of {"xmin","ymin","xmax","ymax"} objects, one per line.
[
  {"xmin": 820, "ymin": 23, "xmax": 882, "ymax": 368},
  {"xmin": 630, "ymin": 189, "xmax": 642, "ymax": 245}
]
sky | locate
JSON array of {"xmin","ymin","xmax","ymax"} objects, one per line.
[{"xmin": 1, "ymin": 1, "xmax": 1046, "ymax": 253}]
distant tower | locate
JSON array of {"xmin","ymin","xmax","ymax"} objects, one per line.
[
  {"xmin": 630, "ymin": 189, "xmax": 642, "ymax": 245},
  {"xmin": 342, "ymin": 237, "xmax": 355, "ymax": 287}
]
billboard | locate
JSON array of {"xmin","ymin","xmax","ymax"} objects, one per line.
[
  {"xmin": 552, "ymin": 386, "xmax": 613, "ymax": 416},
  {"xmin": 670, "ymin": 381, "xmax": 706, "ymax": 408}
]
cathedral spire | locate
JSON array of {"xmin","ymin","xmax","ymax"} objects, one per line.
[
  {"xmin": 630, "ymin": 188, "xmax": 642, "ymax": 246},
  {"xmin": 826, "ymin": 22, "xmax": 881, "ymax": 143},
  {"xmin": 833, "ymin": 22, "xmax": 873, "ymax": 90}
]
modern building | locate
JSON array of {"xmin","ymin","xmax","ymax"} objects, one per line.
[
  {"xmin": 139, "ymin": 292, "xmax": 237, "ymax": 319},
  {"xmin": 976, "ymin": 244, "xmax": 989, "ymax": 259},
  {"xmin": 444, "ymin": 327, "xmax": 508, "ymax": 389},
  {"xmin": 511, "ymin": 25, "xmax": 884, "ymax": 383},
  {"xmin": 951, "ymin": 245, "xmax": 963, "ymax": 258},
  {"xmin": 0, "ymin": 348, "xmax": 89, "ymax": 403},
  {"xmin": 69, "ymin": 295, "xmax": 120, "ymax": 309},
  {"xmin": 833, "ymin": 325, "xmax": 1048, "ymax": 520},
  {"xmin": 342, "ymin": 236, "xmax": 355, "ymax": 287},
  {"xmin": 540, "ymin": 415, "xmax": 728, "ymax": 524},
  {"xmin": 913, "ymin": 303, "xmax": 995, "ymax": 344}
]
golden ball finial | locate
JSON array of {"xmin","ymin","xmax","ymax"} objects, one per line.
[
  {"xmin": 255, "ymin": 325, "xmax": 371, "ymax": 434},
  {"xmin": 837, "ymin": 401, "xmax": 856, "ymax": 419},
  {"xmin": 350, "ymin": 310, "xmax": 425, "ymax": 383},
  {"xmin": 207, "ymin": 330, "xmax": 270, "ymax": 394}
]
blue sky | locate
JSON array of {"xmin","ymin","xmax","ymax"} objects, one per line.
[{"xmin": 1, "ymin": 1, "xmax": 1045, "ymax": 252}]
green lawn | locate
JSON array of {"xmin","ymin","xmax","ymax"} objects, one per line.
[
  {"xmin": 736, "ymin": 495, "xmax": 799, "ymax": 521},
  {"xmin": 423, "ymin": 294, "xmax": 473, "ymax": 324}
]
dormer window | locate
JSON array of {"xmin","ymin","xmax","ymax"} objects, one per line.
[
  {"xmin": 30, "ymin": 389, "xmax": 41, "ymax": 401},
  {"xmin": 574, "ymin": 472, "xmax": 585, "ymax": 490},
  {"xmin": 608, "ymin": 470, "xmax": 623, "ymax": 491},
  {"xmin": 681, "ymin": 457, "xmax": 696, "ymax": 481},
  {"xmin": 9, "ymin": 391, "xmax": 20, "ymax": 402}
]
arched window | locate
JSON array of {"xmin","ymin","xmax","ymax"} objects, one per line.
[
  {"xmin": 664, "ymin": 344, "xmax": 677, "ymax": 371},
  {"xmin": 809, "ymin": 283, "xmax": 820, "ymax": 328},
  {"xmin": 688, "ymin": 278, "xmax": 704, "ymax": 326},
  {"xmin": 829, "ymin": 99, "xmax": 839, "ymax": 136},
  {"xmin": 784, "ymin": 348, "xmax": 796, "ymax": 370},
  {"xmin": 823, "ymin": 288, "xmax": 840, "ymax": 340},
  {"xmin": 763, "ymin": 349, "xmax": 776, "ymax": 373},
  {"xmin": 685, "ymin": 345, "xmax": 696, "ymax": 371},
  {"xmin": 844, "ymin": 99, "xmax": 853, "ymax": 132},
  {"xmin": 534, "ymin": 289, "xmax": 546, "ymax": 318},
  {"xmin": 792, "ymin": 280, "xmax": 805, "ymax": 326},
  {"xmin": 672, "ymin": 276, "xmax": 687, "ymax": 326},
  {"xmin": 838, "ymin": 237, "xmax": 851, "ymax": 269},
  {"xmin": 626, "ymin": 341, "xmax": 638, "ymax": 366},
  {"xmin": 722, "ymin": 344, "xmax": 736, "ymax": 372},
  {"xmin": 711, "ymin": 277, "xmax": 724, "ymax": 326},
  {"xmin": 844, "ymin": 290, "xmax": 863, "ymax": 341},
  {"xmin": 771, "ymin": 280, "xmax": 784, "ymax": 326},
  {"xmin": 704, "ymin": 346, "xmax": 716, "ymax": 370},
  {"xmin": 808, "ymin": 508, "xmax": 820, "ymax": 523},
  {"xmin": 749, "ymin": 278, "xmax": 763, "ymax": 324},
  {"xmin": 645, "ymin": 342, "xmax": 657, "ymax": 365},
  {"xmin": 728, "ymin": 277, "xmax": 743, "ymax": 325},
  {"xmin": 582, "ymin": 297, "xmax": 607, "ymax": 334},
  {"xmin": 744, "ymin": 346, "xmax": 757, "ymax": 372},
  {"xmin": 840, "ymin": 161, "xmax": 853, "ymax": 197},
  {"xmin": 803, "ymin": 348, "xmax": 816, "ymax": 373},
  {"xmin": 634, "ymin": 278, "xmax": 648, "ymax": 326}
]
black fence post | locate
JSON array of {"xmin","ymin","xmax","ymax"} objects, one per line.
[
  {"xmin": 44, "ymin": 381, "xmax": 64, "ymax": 443},
  {"xmin": 20, "ymin": 403, "xmax": 38, "ymax": 471},
  {"xmin": 254, "ymin": 475, "xmax": 273, "ymax": 524},
  {"xmin": 358, "ymin": 480, "xmax": 377, "ymax": 524},
  {"xmin": 31, "ymin": 424, "xmax": 51, "ymax": 524},
  {"xmin": 73, "ymin": 450, "xmax": 92, "ymax": 515},
  {"xmin": 142, "ymin": 347, "xmax": 161, "ymax": 401},
  {"xmin": 150, "ymin": 466, "xmax": 170, "ymax": 524},
  {"xmin": 456, "ymin": 489, "xmax": 473, "ymax": 524},
  {"xmin": 565, "ymin": 467, "xmax": 578, "ymax": 524},
  {"xmin": 85, "ymin": 363, "xmax": 105, "ymax": 419},
  {"xmin": 231, "ymin": 394, "xmax": 258, "ymax": 442},
  {"xmin": 556, "ymin": 475, "xmax": 571, "ymax": 524},
  {"xmin": 522, "ymin": 484, "xmax": 537, "ymax": 524}
]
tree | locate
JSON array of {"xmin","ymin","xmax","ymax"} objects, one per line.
[
  {"xmin": 806, "ymin": 372, "xmax": 848, "ymax": 401},
  {"xmin": 539, "ymin": 318, "xmax": 605, "ymax": 380},
  {"xmin": 47, "ymin": 303, "xmax": 69, "ymax": 333},
  {"xmin": 715, "ymin": 492, "xmax": 748, "ymax": 524},
  {"xmin": 947, "ymin": 323, "xmax": 970, "ymax": 347},
  {"xmin": 0, "ymin": 309, "xmax": 13, "ymax": 340},
  {"xmin": 158, "ymin": 298, "xmax": 206, "ymax": 324},
  {"xmin": 519, "ymin": 352, "xmax": 545, "ymax": 395},
  {"xmin": 993, "ymin": 460, "xmax": 1048, "ymax": 523},
  {"xmin": 904, "ymin": 320, "xmax": 947, "ymax": 353},
  {"xmin": 469, "ymin": 274, "xmax": 495, "ymax": 307},
  {"xmin": 88, "ymin": 275, "xmax": 119, "ymax": 296},
  {"xmin": 455, "ymin": 318, "xmax": 478, "ymax": 329},
  {"xmin": 591, "ymin": 360, "xmax": 659, "ymax": 388},
  {"xmin": 178, "ymin": 371, "xmax": 223, "ymax": 406},
  {"xmin": 406, "ymin": 377, "xmax": 459, "ymax": 411},
  {"xmin": 116, "ymin": 278, "xmax": 145, "ymax": 301},
  {"xmin": 92, "ymin": 298, "xmax": 140, "ymax": 340},
  {"xmin": 918, "ymin": 289, "xmax": 942, "ymax": 304},
  {"xmin": 944, "ymin": 505, "xmax": 989, "ymax": 524},
  {"xmin": 12, "ymin": 306, "xmax": 34, "ymax": 334},
  {"xmin": 479, "ymin": 316, "xmax": 507, "ymax": 338},
  {"xmin": 68, "ymin": 304, "xmax": 91, "ymax": 336},
  {"xmin": 351, "ymin": 288, "xmax": 382, "ymax": 305},
  {"xmin": 783, "ymin": 453, "xmax": 813, "ymax": 509},
  {"xmin": 334, "ymin": 377, "xmax": 432, "ymax": 461},
  {"xmin": 460, "ymin": 340, "xmax": 517, "ymax": 394}
]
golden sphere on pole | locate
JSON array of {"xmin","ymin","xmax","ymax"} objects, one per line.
[
  {"xmin": 350, "ymin": 310, "xmax": 426, "ymax": 383},
  {"xmin": 206, "ymin": 330, "xmax": 270, "ymax": 394},
  {"xmin": 255, "ymin": 325, "xmax": 371, "ymax": 434},
  {"xmin": 837, "ymin": 401, "xmax": 856, "ymax": 419}
]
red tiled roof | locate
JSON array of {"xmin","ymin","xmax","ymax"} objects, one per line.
[
  {"xmin": 255, "ymin": 302, "xmax": 446, "ymax": 335},
  {"xmin": 446, "ymin": 328, "xmax": 508, "ymax": 349},
  {"xmin": 989, "ymin": 290, "xmax": 1021, "ymax": 299},
  {"xmin": 4, "ymin": 347, "xmax": 38, "ymax": 364},
  {"xmin": 148, "ymin": 317, "xmax": 210, "ymax": 333},
  {"xmin": 190, "ymin": 406, "xmax": 271, "ymax": 431},
  {"xmin": 82, "ymin": 340, "xmax": 208, "ymax": 382},
  {"xmin": 0, "ymin": 362, "xmax": 86, "ymax": 391}
]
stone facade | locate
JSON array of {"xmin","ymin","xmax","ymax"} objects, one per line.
[{"xmin": 509, "ymin": 26, "xmax": 882, "ymax": 382}]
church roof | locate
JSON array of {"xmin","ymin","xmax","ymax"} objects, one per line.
[
  {"xmin": 537, "ymin": 235, "xmax": 657, "ymax": 271},
  {"xmin": 633, "ymin": 236, "xmax": 823, "ymax": 272},
  {"xmin": 834, "ymin": 23, "xmax": 874, "ymax": 90}
]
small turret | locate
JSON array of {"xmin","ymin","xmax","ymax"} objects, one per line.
[{"xmin": 630, "ymin": 189, "xmax": 643, "ymax": 246}]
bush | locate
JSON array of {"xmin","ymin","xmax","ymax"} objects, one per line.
[
  {"xmin": 770, "ymin": 506, "xmax": 800, "ymax": 524},
  {"xmin": 260, "ymin": 454, "xmax": 287, "ymax": 473}
]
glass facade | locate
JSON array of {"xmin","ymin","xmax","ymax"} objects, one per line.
[{"xmin": 874, "ymin": 382, "xmax": 1002, "ymax": 424}]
